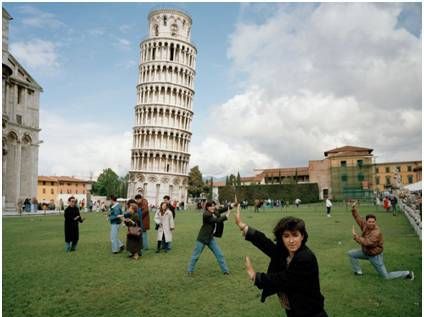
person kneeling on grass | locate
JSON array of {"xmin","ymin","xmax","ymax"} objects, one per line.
[
  {"xmin": 348, "ymin": 200, "xmax": 414, "ymax": 280},
  {"xmin": 235, "ymin": 205, "xmax": 328, "ymax": 317},
  {"xmin": 187, "ymin": 201, "xmax": 233, "ymax": 275}
]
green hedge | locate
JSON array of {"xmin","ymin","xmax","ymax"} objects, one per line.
[{"xmin": 218, "ymin": 183, "xmax": 319, "ymax": 204}]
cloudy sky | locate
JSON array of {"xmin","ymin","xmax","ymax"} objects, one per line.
[{"xmin": 4, "ymin": 2, "xmax": 422, "ymax": 179}]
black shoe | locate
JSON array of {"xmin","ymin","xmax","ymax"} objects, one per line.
[
  {"xmin": 119, "ymin": 246, "xmax": 125, "ymax": 252},
  {"xmin": 406, "ymin": 271, "xmax": 414, "ymax": 280},
  {"xmin": 113, "ymin": 252, "xmax": 119, "ymax": 254},
  {"xmin": 354, "ymin": 272, "xmax": 363, "ymax": 276},
  {"xmin": 223, "ymin": 272, "xmax": 230, "ymax": 275}
]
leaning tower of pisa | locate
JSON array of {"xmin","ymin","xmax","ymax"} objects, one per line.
[{"xmin": 127, "ymin": 9, "xmax": 196, "ymax": 207}]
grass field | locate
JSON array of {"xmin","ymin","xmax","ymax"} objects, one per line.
[{"xmin": 3, "ymin": 203, "xmax": 421, "ymax": 317}]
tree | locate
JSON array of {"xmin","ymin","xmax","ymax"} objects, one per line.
[
  {"xmin": 119, "ymin": 173, "xmax": 129, "ymax": 198},
  {"xmin": 188, "ymin": 166, "xmax": 205, "ymax": 198},
  {"xmin": 236, "ymin": 172, "xmax": 241, "ymax": 186},
  {"xmin": 225, "ymin": 176, "xmax": 229, "ymax": 185},
  {"xmin": 92, "ymin": 168, "xmax": 121, "ymax": 198}
]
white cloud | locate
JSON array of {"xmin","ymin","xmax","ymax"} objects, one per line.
[
  {"xmin": 119, "ymin": 24, "xmax": 134, "ymax": 33},
  {"xmin": 38, "ymin": 111, "xmax": 132, "ymax": 179},
  {"xmin": 88, "ymin": 28, "xmax": 105, "ymax": 36},
  {"xmin": 18, "ymin": 5, "xmax": 66, "ymax": 29},
  {"xmin": 190, "ymin": 137, "xmax": 278, "ymax": 178},
  {"xmin": 10, "ymin": 39, "xmax": 60, "ymax": 71},
  {"xmin": 201, "ymin": 3, "xmax": 421, "ymax": 176}
]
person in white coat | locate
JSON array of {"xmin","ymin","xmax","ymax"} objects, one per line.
[
  {"xmin": 154, "ymin": 202, "xmax": 175, "ymax": 253},
  {"xmin": 326, "ymin": 197, "xmax": 332, "ymax": 217}
]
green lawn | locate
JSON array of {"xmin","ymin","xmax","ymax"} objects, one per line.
[{"xmin": 3, "ymin": 203, "xmax": 421, "ymax": 317}]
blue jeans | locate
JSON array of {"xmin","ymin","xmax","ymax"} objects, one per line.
[
  {"xmin": 188, "ymin": 239, "xmax": 229, "ymax": 273},
  {"xmin": 142, "ymin": 231, "xmax": 149, "ymax": 250},
  {"xmin": 65, "ymin": 241, "xmax": 78, "ymax": 252},
  {"xmin": 110, "ymin": 223, "xmax": 124, "ymax": 253},
  {"xmin": 347, "ymin": 249, "xmax": 409, "ymax": 279}
]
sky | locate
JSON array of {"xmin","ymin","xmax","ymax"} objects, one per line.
[{"xmin": 3, "ymin": 2, "xmax": 422, "ymax": 180}]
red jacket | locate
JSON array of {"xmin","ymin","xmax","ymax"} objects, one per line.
[{"xmin": 138, "ymin": 198, "xmax": 150, "ymax": 230}]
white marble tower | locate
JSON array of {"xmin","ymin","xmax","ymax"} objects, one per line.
[{"xmin": 127, "ymin": 9, "xmax": 196, "ymax": 206}]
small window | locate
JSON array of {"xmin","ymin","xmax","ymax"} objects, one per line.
[
  {"xmin": 67, "ymin": 183, "xmax": 71, "ymax": 186},
  {"xmin": 76, "ymin": 183, "xmax": 79, "ymax": 187},
  {"xmin": 154, "ymin": 24, "xmax": 159, "ymax": 36},
  {"xmin": 163, "ymin": 15, "xmax": 167, "ymax": 26},
  {"xmin": 341, "ymin": 175, "xmax": 348, "ymax": 182},
  {"xmin": 76, "ymin": 190, "xmax": 78, "ymax": 194},
  {"xmin": 17, "ymin": 86, "xmax": 24, "ymax": 104},
  {"xmin": 51, "ymin": 188, "xmax": 54, "ymax": 194},
  {"xmin": 357, "ymin": 160, "xmax": 363, "ymax": 167},
  {"xmin": 408, "ymin": 175, "xmax": 413, "ymax": 184},
  {"xmin": 51, "ymin": 182, "xmax": 54, "ymax": 186},
  {"xmin": 385, "ymin": 167, "xmax": 390, "ymax": 173},
  {"xmin": 357, "ymin": 173, "xmax": 364, "ymax": 181},
  {"xmin": 16, "ymin": 115, "xmax": 22, "ymax": 124},
  {"xmin": 375, "ymin": 177, "xmax": 380, "ymax": 185},
  {"xmin": 407, "ymin": 166, "xmax": 412, "ymax": 172},
  {"xmin": 43, "ymin": 181, "xmax": 46, "ymax": 185},
  {"xmin": 42, "ymin": 188, "xmax": 46, "ymax": 194},
  {"xmin": 385, "ymin": 176, "xmax": 391, "ymax": 185},
  {"xmin": 60, "ymin": 182, "xmax": 64, "ymax": 186},
  {"xmin": 396, "ymin": 166, "xmax": 401, "ymax": 173},
  {"xmin": 83, "ymin": 184, "xmax": 86, "ymax": 188},
  {"xmin": 341, "ymin": 161, "xmax": 347, "ymax": 167},
  {"xmin": 375, "ymin": 167, "xmax": 379, "ymax": 173}
]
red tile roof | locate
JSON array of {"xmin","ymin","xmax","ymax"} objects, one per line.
[{"xmin": 324, "ymin": 145, "xmax": 373, "ymax": 157}]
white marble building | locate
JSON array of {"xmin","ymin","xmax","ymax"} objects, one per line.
[
  {"xmin": 2, "ymin": 8, "xmax": 43, "ymax": 212},
  {"xmin": 127, "ymin": 9, "xmax": 196, "ymax": 206}
]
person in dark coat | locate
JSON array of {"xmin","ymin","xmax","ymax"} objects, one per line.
[
  {"xmin": 236, "ymin": 206, "xmax": 328, "ymax": 317},
  {"xmin": 163, "ymin": 195, "xmax": 175, "ymax": 219},
  {"xmin": 124, "ymin": 199, "xmax": 143, "ymax": 260},
  {"xmin": 187, "ymin": 201, "xmax": 233, "ymax": 275},
  {"xmin": 64, "ymin": 196, "xmax": 84, "ymax": 252}
]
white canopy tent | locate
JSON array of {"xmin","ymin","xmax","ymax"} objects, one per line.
[{"xmin": 403, "ymin": 181, "xmax": 422, "ymax": 192}]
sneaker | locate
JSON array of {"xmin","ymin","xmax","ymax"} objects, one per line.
[
  {"xmin": 119, "ymin": 245, "xmax": 125, "ymax": 252},
  {"xmin": 406, "ymin": 271, "xmax": 414, "ymax": 280},
  {"xmin": 354, "ymin": 271, "xmax": 363, "ymax": 276},
  {"xmin": 223, "ymin": 272, "xmax": 230, "ymax": 275}
]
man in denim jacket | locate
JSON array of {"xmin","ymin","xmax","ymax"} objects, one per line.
[{"xmin": 109, "ymin": 195, "xmax": 124, "ymax": 254}]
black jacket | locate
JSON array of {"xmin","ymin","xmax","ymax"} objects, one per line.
[
  {"xmin": 196, "ymin": 205, "xmax": 230, "ymax": 244},
  {"xmin": 245, "ymin": 227, "xmax": 326, "ymax": 317}
]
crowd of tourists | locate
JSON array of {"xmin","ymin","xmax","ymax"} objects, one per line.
[{"xmin": 62, "ymin": 194, "xmax": 415, "ymax": 317}]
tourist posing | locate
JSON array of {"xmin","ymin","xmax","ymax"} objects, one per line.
[
  {"xmin": 235, "ymin": 205, "xmax": 328, "ymax": 317},
  {"xmin": 109, "ymin": 195, "xmax": 124, "ymax": 254},
  {"xmin": 64, "ymin": 196, "xmax": 84, "ymax": 252},
  {"xmin": 348, "ymin": 201, "xmax": 414, "ymax": 280},
  {"xmin": 187, "ymin": 201, "xmax": 232, "ymax": 275},
  {"xmin": 124, "ymin": 199, "xmax": 143, "ymax": 260},
  {"xmin": 163, "ymin": 195, "xmax": 175, "ymax": 219},
  {"xmin": 154, "ymin": 202, "xmax": 175, "ymax": 253},
  {"xmin": 135, "ymin": 194, "xmax": 150, "ymax": 250}
]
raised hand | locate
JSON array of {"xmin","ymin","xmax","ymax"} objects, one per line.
[
  {"xmin": 352, "ymin": 224, "xmax": 357, "ymax": 236},
  {"xmin": 245, "ymin": 256, "xmax": 256, "ymax": 281}
]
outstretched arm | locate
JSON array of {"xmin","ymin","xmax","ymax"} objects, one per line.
[
  {"xmin": 236, "ymin": 205, "xmax": 276, "ymax": 258},
  {"xmin": 351, "ymin": 201, "xmax": 365, "ymax": 229}
]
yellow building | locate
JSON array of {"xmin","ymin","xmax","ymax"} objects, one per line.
[
  {"xmin": 37, "ymin": 176, "xmax": 91, "ymax": 204},
  {"xmin": 374, "ymin": 161, "xmax": 422, "ymax": 192}
]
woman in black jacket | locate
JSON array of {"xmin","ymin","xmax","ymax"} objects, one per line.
[
  {"xmin": 236, "ymin": 206, "xmax": 327, "ymax": 317},
  {"xmin": 64, "ymin": 196, "xmax": 84, "ymax": 252}
]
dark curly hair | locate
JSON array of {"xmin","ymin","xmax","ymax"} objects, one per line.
[{"xmin": 273, "ymin": 217, "xmax": 308, "ymax": 252}]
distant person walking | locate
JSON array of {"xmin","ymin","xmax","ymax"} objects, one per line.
[
  {"xmin": 390, "ymin": 196, "xmax": 398, "ymax": 216},
  {"xmin": 109, "ymin": 195, "xmax": 124, "ymax": 254},
  {"xmin": 135, "ymin": 193, "xmax": 150, "ymax": 250},
  {"xmin": 325, "ymin": 197, "xmax": 332, "ymax": 217},
  {"xmin": 383, "ymin": 196, "xmax": 391, "ymax": 212},
  {"xmin": 295, "ymin": 198, "xmax": 301, "ymax": 208},
  {"xmin": 187, "ymin": 201, "xmax": 232, "ymax": 275},
  {"xmin": 347, "ymin": 201, "xmax": 414, "ymax": 280},
  {"xmin": 64, "ymin": 196, "xmax": 84, "ymax": 252}
]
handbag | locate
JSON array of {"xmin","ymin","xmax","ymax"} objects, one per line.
[{"xmin": 128, "ymin": 225, "xmax": 142, "ymax": 237}]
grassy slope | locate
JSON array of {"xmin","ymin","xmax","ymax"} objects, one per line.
[{"xmin": 3, "ymin": 203, "xmax": 421, "ymax": 317}]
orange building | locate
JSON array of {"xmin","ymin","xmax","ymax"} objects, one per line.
[
  {"xmin": 37, "ymin": 176, "xmax": 91, "ymax": 204},
  {"xmin": 374, "ymin": 161, "xmax": 422, "ymax": 192}
]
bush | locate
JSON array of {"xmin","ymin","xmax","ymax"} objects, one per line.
[{"xmin": 218, "ymin": 183, "xmax": 319, "ymax": 204}]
